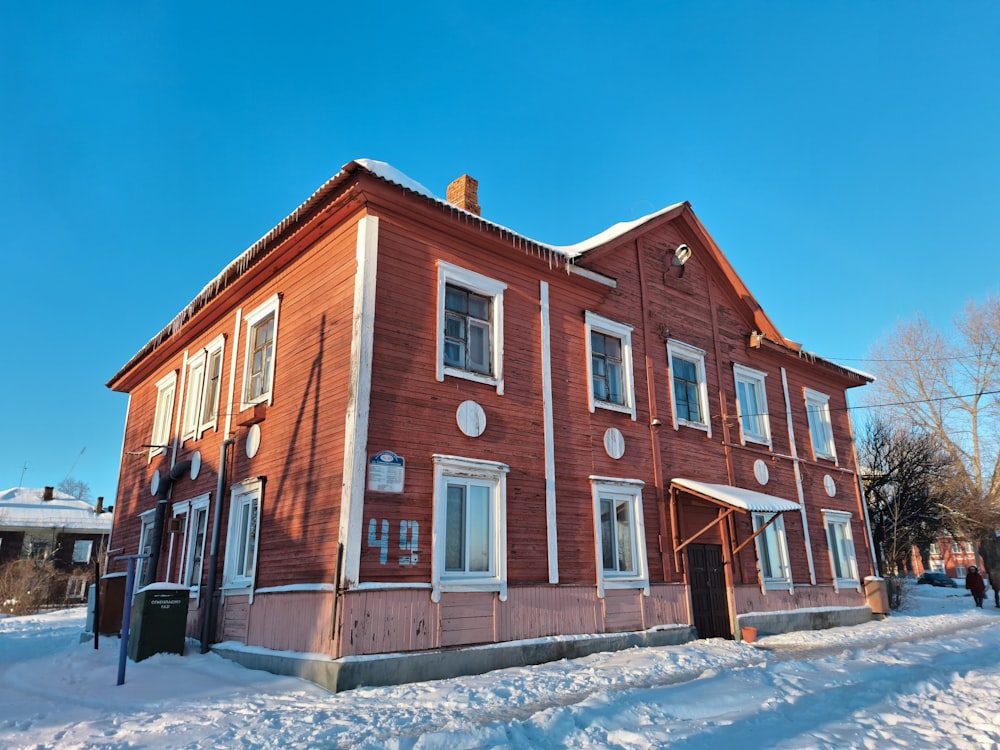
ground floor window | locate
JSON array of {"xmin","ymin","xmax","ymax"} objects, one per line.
[
  {"xmin": 590, "ymin": 476, "xmax": 648, "ymax": 596},
  {"xmin": 136, "ymin": 510, "xmax": 156, "ymax": 587},
  {"xmin": 171, "ymin": 494, "xmax": 210, "ymax": 596},
  {"xmin": 431, "ymin": 455, "xmax": 509, "ymax": 602},
  {"xmin": 223, "ymin": 479, "xmax": 263, "ymax": 592},
  {"xmin": 753, "ymin": 513, "xmax": 792, "ymax": 590},
  {"xmin": 823, "ymin": 510, "xmax": 859, "ymax": 588}
]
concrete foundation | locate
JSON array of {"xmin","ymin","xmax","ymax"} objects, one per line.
[
  {"xmin": 736, "ymin": 605, "xmax": 873, "ymax": 639},
  {"xmin": 212, "ymin": 625, "xmax": 697, "ymax": 693}
]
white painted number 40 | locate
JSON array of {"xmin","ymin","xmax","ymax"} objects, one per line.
[{"xmin": 367, "ymin": 518, "xmax": 419, "ymax": 566}]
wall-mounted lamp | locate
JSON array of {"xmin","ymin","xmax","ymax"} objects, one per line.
[
  {"xmin": 667, "ymin": 244, "xmax": 692, "ymax": 278},
  {"xmin": 671, "ymin": 244, "xmax": 692, "ymax": 267}
]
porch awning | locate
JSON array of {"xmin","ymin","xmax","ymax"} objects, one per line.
[{"xmin": 670, "ymin": 478, "xmax": 800, "ymax": 513}]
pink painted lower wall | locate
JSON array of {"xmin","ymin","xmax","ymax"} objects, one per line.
[
  {"xmin": 244, "ymin": 591, "xmax": 335, "ymax": 654},
  {"xmin": 734, "ymin": 584, "xmax": 866, "ymax": 614},
  {"xmin": 335, "ymin": 583, "xmax": 695, "ymax": 657}
]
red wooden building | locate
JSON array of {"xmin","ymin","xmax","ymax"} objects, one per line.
[{"xmin": 106, "ymin": 160, "xmax": 878, "ymax": 686}]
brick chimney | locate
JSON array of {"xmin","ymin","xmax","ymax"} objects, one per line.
[
  {"xmin": 446, "ymin": 174, "xmax": 481, "ymax": 216},
  {"xmin": 95, "ymin": 496, "xmax": 104, "ymax": 514},
  {"xmin": 43, "ymin": 486, "xmax": 54, "ymax": 501}
]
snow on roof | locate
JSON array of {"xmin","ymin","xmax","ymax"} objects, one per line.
[
  {"xmin": 353, "ymin": 158, "xmax": 682, "ymax": 260},
  {"xmin": 671, "ymin": 478, "xmax": 800, "ymax": 513},
  {"xmin": 0, "ymin": 487, "xmax": 113, "ymax": 532}
]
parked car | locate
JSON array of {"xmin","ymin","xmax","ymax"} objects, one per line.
[{"xmin": 917, "ymin": 572, "xmax": 958, "ymax": 588}]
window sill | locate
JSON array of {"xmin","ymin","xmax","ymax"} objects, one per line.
[
  {"xmin": 442, "ymin": 366, "xmax": 501, "ymax": 392},
  {"xmin": 601, "ymin": 576, "xmax": 650, "ymax": 594},
  {"xmin": 433, "ymin": 577, "xmax": 507, "ymax": 602},
  {"xmin": 676, "ymin": 419, "xmax": 710, "ymax": 434},
  {"xmin": 593, "ymin": 399, "xmax": 635, "ymax": 419}
]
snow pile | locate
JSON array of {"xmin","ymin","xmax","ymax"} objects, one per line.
[{"xmin": 1, "ymin": 583, "xmax": 998, "ymax": 748}]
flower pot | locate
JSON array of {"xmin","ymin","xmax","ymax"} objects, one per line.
[{"xmin": 740, "ymin": 626, "xmax": 757, "ymax": 643}]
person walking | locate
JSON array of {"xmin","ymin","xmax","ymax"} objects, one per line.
[{"xmin": 965, "ymin": 565, "xmax": 986, "ymax": 608}]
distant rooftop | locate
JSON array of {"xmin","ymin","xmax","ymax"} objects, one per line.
[{"xmin": 0, "ymin": 487, "xmax": 113, "ymax": 532}]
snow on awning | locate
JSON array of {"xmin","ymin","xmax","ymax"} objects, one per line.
[{"xmin": 670, "ymin": 478, "xmax": 800, "ymax": 513}]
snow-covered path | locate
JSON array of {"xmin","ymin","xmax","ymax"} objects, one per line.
[{"xmin": 1, "ymin": 585, "xmax": 998, "ymax": 749}]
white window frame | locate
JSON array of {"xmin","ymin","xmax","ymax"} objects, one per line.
[
  {"xmin": 172, "ymin": 494, "xmax": 210, "ymax": 598},
  {"xmin": 666, "ymin": 340, "xmax": 711, "ymax": 436},
  {"xmin": 752, "ymin": 513, "xmax": 792, "ymax": 591},
  {"xmin": 181, "ymin": 351, "xmax": 207, "ymax": 440},
  {"xmin": 590, "ymin": 476, "xmax": 649, "ymax": 597},
  {"xmin": 804, "ymin": 388, "xmax": 837, "ymax": 462},
  {"xmin": 183, "ymin": 336, "xmax": 227, "ymax": 441},
  {"xmin": 149, "ymin": 371, "xmax": 177, "ymax": 461},
  {"xmin": 436, "ymin": 261, "xmax": 506, "ymax": 394},
  {"xmin": 135, "ymin": 509, "xmax": 157, "ymax": 588},
  {"xmin": 223, "ymin": 478, "xmax": 264, "ymax": 596},
  {"xmin": 584, "ymin": 312, "xmax": 636, "ymax": 420},
  {"xmin": 241, "ymin": 295, "xmax": 281, "ymax": 409},
  {"xmin": 733, "ymin": 364, "xmax": 771, "ymax": 447},
  {"xmin": 72, "ymin": 539, "xmax": 94, "ymax": 564},
  {"xmin": 66, "ymin": 577, "xmax": 88, "ymax": 599},
  {"xmin": 431, "ymin": 454, "xmax": 509, "ymax": 602},
  {"xmin": 199, "ymin": 336, "xmax": 225, "ymax": 436},
  {"xmin": 823, "ymin": 509, "xmax": 859, "ymax": 590}
]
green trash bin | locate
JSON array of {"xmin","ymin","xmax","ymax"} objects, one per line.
[{"xmin": 127, "ymin": 584, "xmax": 190, "ymax": 662}]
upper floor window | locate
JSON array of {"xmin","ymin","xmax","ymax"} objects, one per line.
[
  {"xmin": 963, "ymin": 542, "xmax": 975, "ymax": 554},
  {"xmin": 585, "ymin": 312, "xmax": 636, "ymax": 419},
  {"xmin": 182, "ymin": 336, "xmax": 225, "ymax": 441},
  {"xmin": 590, "ymin": 476, "xmax": 649, "ymax": 596},
  {"xmin": 753, "ymin": 513, "xmax": 791, "ymax": 589},
  {"xmin": 150, "ymin": 371, "xmax": 177, "ymax": 460},
  {"xmin": 734, "ymin": 364, "xmax": 771, "ymax": 446},
  {"xmin": 242, "ymin": 295, "xmax": 280, "ymax": 408},
  {"xmin": 667, "ymin": 340, "xmax": 711, "ymax": 435},
  {"xmin": 436, "ymin": 262, "xmax": 506, "ymax": 394},
  {"xmin": 431, "ymin": 455, "xmax": 509, "ymax": 601},
  {"xmin": 804, "ymin": 388, "xmax": 836, "ymax": 461},
  {"xmin": 823, "ymin": 510, "xmax": 859, "ymax": 587},
  {"xmin": 930, "ymin": 542, "xmax": 941, "ymax": 555}
]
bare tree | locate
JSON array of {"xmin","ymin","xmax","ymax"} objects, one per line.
[
  {"xmin": 57, "ymin": 478, "xmax": 92, "ymax": 502},
  {"xmin": 860, "ymin": 415, "xmax": 956, "ymax": 575},
  {"xmin": 868, "ymin": 296, "xmax": 1000, "ymax": 593},
  {"xmin": 868, "ymin": 296, "xmax": 1000, "ymax": 528}
]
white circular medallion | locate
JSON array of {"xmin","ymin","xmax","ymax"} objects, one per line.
[
  {"xmin": 246, "ymin": 423, "xmax": 262, "ymax": 458},
  {"xmin": 753, "ymin": 459, "xmax": 769, "ymax": 486},
  {"xmin": 603, "ymin": 427, "xmax": 625, "ymax": 459},
  {"xmin": 456, "ymin": 400, "xmax": 487, "ymax": 438},
  {"xmin": 824, "ymin": 474, "xmax": 837, "ymax": 497},
  {"xmin": 150, "ymin": 469, "xmax": 161, "ymax": 496},
  {"xmin": 190, "ymin": 451, "xmax": 202, "ymax": 480}
]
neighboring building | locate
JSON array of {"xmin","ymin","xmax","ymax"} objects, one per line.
[
  {"xmin": 0, "ymin": 486, "xmax": 113, "ymax": 600},
  {"xmin": 105, "ymin": 159, "xmax": 876, "ymax": 686},
  {"xmin": 912, "ymin": 537, "xmax": 983, "ymax": 579}
]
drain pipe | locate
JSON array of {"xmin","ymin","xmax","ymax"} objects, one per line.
[
  {"xmin": 201, "ymin": 438, "xmax": 235, "ymax": 653},
  {"xmin": 143, "ymin": 460, "xmax": 192, "ymax": 587}
]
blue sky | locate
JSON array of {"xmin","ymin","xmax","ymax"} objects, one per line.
[{"xmin": 3, "ymin": 2, "xmax": 998, "ymax": 504}]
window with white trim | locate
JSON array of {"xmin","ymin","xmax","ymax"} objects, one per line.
[
  {"xmin": 431, "ymin": 455, "xmax": 508, "ymax": 601},
  {"xmin": 585, "ymin": 312, "xmax": 636, "ymax": 419},
  {"xmin": 182, "ymin": 336, "xmax": 225, "ymax": 441},
  {"xmin": 136, "ymin": 510, "xmax": 156, "ymax": 588},
  {"xmin": 823, "ymin": 510, "xmax": 859, "ymax": 586},
  {"xmin": 72, "ymin": 539, "xmax": 94, "ymax": 564},
  {"xmin": 753, "ymin": 513, "xmax": 791, "ymax": 589},
  {"xmin": 182, "ymin": 351, "xmax": 206, "ymax": 440},
  {"xmin": 172, "ymin": 494, "xmax": 209, "ymax": 595},
  {"xmin": 200, "ymin": 339, "xmax": 224, "ymax": 432},
  {"xmin": 734, "ymin": 364, "xmax": 771, "ymax": 446},
  {"xmin": 223, "ymin": 479, "xmax": 263, "ymax": 590},
  {"xmin": 590, "ymin": 477, "xmax": 649, "ymax": 595},
  {"xmin": 666, "ymin": 340, "xmax": 711, "ymax": 434},
  {"xmin": 436, "ymin": 262, "xmax": 506, "ymax": 393},
  {"xmin": 805, "ymin": 388, "xmax": 836, "ymax": 461},
  {"xmin": 150, "ymin": 372, "xmax": 177, "ymax": 459},
  {"xmin": 242, "ymin": 296, "xmax": 280, "ymax": 408}
]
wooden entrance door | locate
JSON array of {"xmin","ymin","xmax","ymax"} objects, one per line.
[{"xmin": 687, "ymin": 543, "xmax": 731, "ymax": 639}]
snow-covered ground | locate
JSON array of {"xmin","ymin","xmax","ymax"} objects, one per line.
[{"xmin": 1, "ymin": 583, "xmax": 998, "ymax": 749}]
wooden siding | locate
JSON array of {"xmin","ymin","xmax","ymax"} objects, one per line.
[
  {"xmin": 245, "ymin": 591, "xmax": 335, "ymax": 654},
  {"xmin": 734, "ymin": 583, "xmax": 866, "ymax": 614},
  {"xmin": 108, "ymin": 168, "xmax": 875, "ymax": 661}
]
